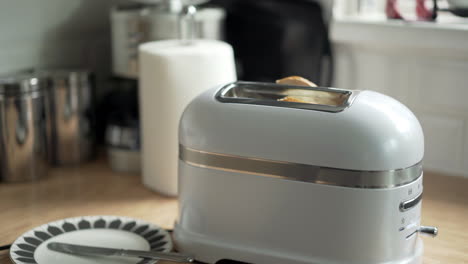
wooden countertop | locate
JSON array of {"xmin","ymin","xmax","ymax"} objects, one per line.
[{"xmin": 0, "ymin": 159, "xmax": 467, "ymax": 263}]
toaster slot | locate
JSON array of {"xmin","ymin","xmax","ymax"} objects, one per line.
[{"xmin": 216, "ymin": 81, "xmax": 357, "ymax": 113}]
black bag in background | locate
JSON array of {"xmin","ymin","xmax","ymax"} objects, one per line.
[{"xmin": 210, "ymin": 0, "xmax": 332, "ymax": 85}]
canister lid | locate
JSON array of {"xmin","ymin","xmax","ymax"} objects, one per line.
[
  {"xmin": 37, "ymin": 69, "xmax": 90, "ymax": 78},
  {"xmin": 112, "ymin": 0, "xmax": 210, "ymax": 14},
  {"xmin": 113, "ymin": 2, "xmax": 153, "ymax": 12},
  {"xmin": 36, "ymin": 69, "xmax": 92, "ymax": 84},
  {"xmin": 0, "ymin": 74, "xmax": 46, "ymax": 95}
]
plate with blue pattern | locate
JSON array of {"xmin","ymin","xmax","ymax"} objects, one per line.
[{"xmin": 10, "ymin": 216, "xmax": 173, "ymax": 264}]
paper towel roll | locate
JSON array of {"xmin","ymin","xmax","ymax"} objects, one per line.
[{"xmin": 139, "ymin": 39, "xmax": 236, "ymax": 196}]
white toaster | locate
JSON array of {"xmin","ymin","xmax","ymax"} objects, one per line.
[{"xmin": 174, "ymin": 81, "xmax": 437, "ymax": 264}]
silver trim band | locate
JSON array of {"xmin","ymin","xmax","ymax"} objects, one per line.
[{"xmin": 179, "ymin": 145, "xmax": 422, "ymax": 189}]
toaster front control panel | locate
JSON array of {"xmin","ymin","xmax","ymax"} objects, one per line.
[
  {"xmin": 397, "ymin": 178, "xmax": 437, "ymax": 240},
  {"xmin": 398, "ymin": 178, "xmax": 423, "ymax": 240}
]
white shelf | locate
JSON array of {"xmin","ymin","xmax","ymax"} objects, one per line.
[
  {"xmin": 331, "ymin": 16, "xmax": 468, "ymax": 177},
  {"xmin": 331, "ymin": 17, "xmax": 468, "ymax": 53}
]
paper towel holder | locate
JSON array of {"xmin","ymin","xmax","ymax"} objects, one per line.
[{"xmin": 179, "ymin": 4, "xmax": 197, "ymax": 45}]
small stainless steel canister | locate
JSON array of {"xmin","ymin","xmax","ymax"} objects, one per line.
[
  {"xmin": 0, "ymin": 74, "xmax": 49, "ymax": 182},
  {"xmin": 43, "ymin": 70, "xmax": 95, "ymax": 166},
  {"xmin": 106, "ymin": 124, "xmax": 141, "ymax": 174},
  {"xmin": 110, "ymin": 1, "xmax": 225, "ymax": 79}
]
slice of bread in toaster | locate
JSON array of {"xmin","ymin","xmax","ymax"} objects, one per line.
[
  {"xmin": 276, "ymin": 76, "xmax": 318, "ymax": 87},
  {"xmin": 276, "ymin": 76, "xmax": 345, "ymax": 106}
]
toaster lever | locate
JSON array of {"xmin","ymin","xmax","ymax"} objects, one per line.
[
  {"xmin": 400, "ymin": 192, "xmax": 423, "ymax": 211},
  {"xmin": 418, "ymin": 226, "xmax": 438, "ymax": 237}
]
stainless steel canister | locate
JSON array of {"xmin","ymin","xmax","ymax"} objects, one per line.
[
  {"xmin": 111, "ymin": 1, "xmax": 225, "ymax": 78},
  {"xmin": 43, "ymin": 70, "xmax": 95, "ymax": 166},
  {"xmin": 106, "ymin": 124, "xmax": 141, "ymax": 173},
  {"xmin": 0, "ymin": 74, "xmax": 49, "ymax": 182}
]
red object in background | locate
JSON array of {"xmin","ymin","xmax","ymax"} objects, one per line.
[
  {"xmin": 386, "ymin": 0, "xmax": 404, "ymax": 19},
  {"xmin": 386, "ymin": 0, "xmax": 437, "ymax": 21},
  {"xmin": 416, "ymin": 0, "xmax": 435, "ymax": 20}
]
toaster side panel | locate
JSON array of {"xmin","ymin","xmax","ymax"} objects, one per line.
[{"xmin": 175, "ymin": 160, "xmax": 425, "ymax": 264}]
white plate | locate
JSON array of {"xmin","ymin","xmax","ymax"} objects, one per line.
[{"xmin": 10, "ymin": 216, "xmax": 173, "ymax": 264}]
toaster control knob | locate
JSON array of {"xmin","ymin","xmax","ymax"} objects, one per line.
[{"xmin": 418, "ymin": 226, "xmax": 438, "ymax": 237}]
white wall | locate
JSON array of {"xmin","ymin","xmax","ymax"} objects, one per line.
[
  {"xmin": 0, "ymin": 0, "xmax": 126, "ymax": 82},
  {"xmin": 332, "ymin": 18, "xmax": 468, "ymax": 177}
]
